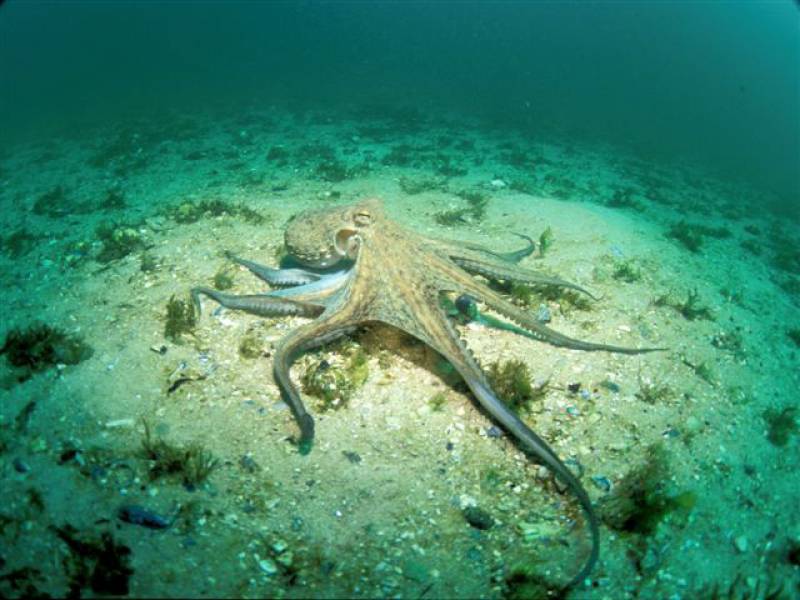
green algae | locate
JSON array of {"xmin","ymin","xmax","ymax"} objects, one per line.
[
  {"xmin": 601, "ymin": 443, "xmax": 696, "ymax": 536},
  {"xmin": 787, "ymin": 328, "xmax": 800, "ymax": 348},
  {"xmin": 168, "ymin": 199, "xmax": 264, "ymax": 225},
  {"xmin": 428, "ymin": 391, "xmax": 448, "ymax": 412},
  {"xmin": 1, "ymin": 323, "xmax": 93, "ymax": 378},
  {"xmin": 612, "ymin": 259, "xmax": 643, "ymax": 283},
  {"xmin": 54, "ymin": 524, "xmax": 134, "ymax": 596},
  {"xmin": 486, "ymin": 359, "xmax": 547, "ymax": 412},
  {"xmin": 654, "ymin": 288, "xmax": 714, "ymax": 321},
  {"xmin": 164, "ymin": 295, "xmax": 196, "ymax": 343},
  {"xmin": 301, "ymin": 344, "xmax": 369, "ymax": 411},
  {"xmin": 434, "ymin": 190, "xmax": 489, "ymax": 226},
  {"xmin": 95, "ymin": 222, "xmax": 145, "ymax": 263},
  {"xmin": 762, "ymin": 406, "xmax": 798, "ymax": 447},
  {"xmin": 666, "ymin": 220, "xmax": 731, "ymax": 253},
  {"xmin": 140, "ymin": 420, "xmax": 219, "ymax": 488},
  {"xmin": 538, "ymin": 226, "xmax": 554, "ymax": 257},
  {"xmin": 238, "ymin": 331, "xmax": 263, "ymax": 359},
  {"xmin": 213, "ymin": 267, "xmax": 235, "ymax": 290},
  {"xmin": 0, "ymin": 228, "xmax": 37, "ymax": 258}
]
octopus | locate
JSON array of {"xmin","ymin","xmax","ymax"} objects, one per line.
[{"xmin": 191, "ymin": 198, "xmax": 661, "ymax": 588}]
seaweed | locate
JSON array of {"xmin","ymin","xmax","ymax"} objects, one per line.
[
  {"xmin": 538, "ymin": 226, "xmax": 553, "ymax": 257},
  {"xmin": 0, "ymin": 228, "xmax": 37, "ymax": 258},
  {"xmin": 600, "ymin": 443, "xmax": 696, "ymax": 535},
  {"xmin": 762, "ymin": 406, "xmax": 798, "ymax": 447},
  {"xmin": 32, "ymin": 185, "xmax": 69, "ymax": 217},
  {"xmin": 667, "ymin": 221, "xmax": 703, "ymax": 252},
  {"xmin": 787, "ymin": 328, "xmax": 800, "ymax": 348},
  {"xmin": 432, "ymin": 153, "xmax": 467, "ymax": 177},
  {"xmin": 95, "ymin": 222, "xmax": 145, "ymax": 263},
  {"xmin": 634, "ymin": 373, "xmax": 673, "ymax": 405},
  {"xmin": 486, "ymin": 359, "xmax": 547, "ymax": 412},
  {"xmin": 711, "ymin": 329, "xmax": 746, "ymax": 360},
  {"xmin": 0, "ymin": 323, "xmax": 93, "ymax": 378},
  {"xmin": 140, "ymin": 420, "xmax": 219, "ymax": 488},
  {"xmin": 266, "ymin": 146, "xmax": 289, "ymax": 164},
  {"xmin": 432, "ymin": 193, "xmax": 488, "ymax": 227},
  {"xmin": 696, "ymin": 573, "xmax": 788, "ymax": 600},
  {"xmin": 164, "ymin": 295, "xmax": 196, "ymax": 343},
  {"xmin": 612, "ymin": 259, "xmax": 642, "ymax": 283},
  {"xmin": 433, "ymin": 208, "xmax": 470, "ymax": 227},
  {"xmin": 100, "ymin": 187, "xmax": 126, "ymax": 211},
  {"xmin": 170, "ymin": 199, "xmax": 232, "ymax": 224},
  {"xmin": 399, "ymin": 175, "xmax": 442, "ymax": 195},
  {"xmin": 655, "ymin": 289, "xmax": 713, "ymax": 321},
  {"xmin": 238, "ymin": 331, "xmax": 263, "ymax": 359},
  {"xmin": 0, "ymin": 566, "xmax": 47, "ymax": 598},
  {"xmin": 606, "ymin": 187, "xmax": 642, "ymax": 210},
  {"xmin": 53, "ymin": 524, "xmax": 133, "ymax": 596},
  {"xmin": 381, "ymin": 144, "xmax": 415, "ymax": 167},
  {"xmin": 300, "ymin": 344, "xmax": 369, "ymax": 411},
  {"xmin": 168, "ymin": 199, "xmax": 264, "ymax": 225},
  {"xmin": 213, "ymin": 267, "xmax": 235, "ymax": 290},
  {"xmin": 503, "ymin": 562, "xmax": 562, "ymax": 600},
  {"xmin": 666, "ymin": 220, "xmax": 731, "ymax": 253},
  {"xmin": 314, "ymin": 159, "xmax": 352, "ymax": 183},
  {"xmin": 428, "ymin": 392, "xmax": 448, "ymax": 412},
  {"xmin": 139, "ymin": 252, "xmax": 160, "ymax": 273}
]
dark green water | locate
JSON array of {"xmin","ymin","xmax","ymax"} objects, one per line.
[{"xmin": 1, "ymin": 2, "xmax": 797, "ymax": 209}]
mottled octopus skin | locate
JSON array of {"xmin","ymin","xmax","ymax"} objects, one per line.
[{"xmin": 192, "ymin": 198, "xmax": 662, "ymax": 588}]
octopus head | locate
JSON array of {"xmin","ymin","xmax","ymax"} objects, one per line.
[{"xmin": 284, "ymin": 198, "xmax": 383, "ymax": 268}]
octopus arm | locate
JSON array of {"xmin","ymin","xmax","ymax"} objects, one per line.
[
  {"xmin": 272, "ymin": 317, "xmax": 359, "ymax": 453},
  {"xmin": 456, "ymin": 281, "xmax": 662, "ymax": 354},
  {"xmin": 191, "ymin": 287, "xmax": 324, "ymax": 318},
  {"xmin": 390, "ymin": 289, "xmax": 599, "ymax": 588},
  {"xmin": 450, "ymin": 256, "xmax": 598, "ymax": 300},
  {"xmin": 227, "ymin": 253, "xmax": 323, "ymax": 286},
  {"xmin": 434, "ymin": 232, "xmax": 536, "ymax": 264}
]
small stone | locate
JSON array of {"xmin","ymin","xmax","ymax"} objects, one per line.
[
  {"xmin": 462, "ymin": 506, "xmax": 494, "ymax": 530},
  {"xmin": 256, "ymin": 556, "xmax": 279, "ymax": 576},
  {"xmin": 734, "ymin": 535, "xmax": 748, "ymax": 553},
  {"xmin": 536, "ymin": 304, "xmax": 551, "ymax": 323}
]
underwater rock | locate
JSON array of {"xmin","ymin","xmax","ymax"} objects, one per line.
[
  {"xmin": 462, "ymin": 506, "xmax": 494, "ymax": 530},
  {"xmin": 536, "ymin": 304, "xmax": 551, "ymax": 323},
  {"xmin": 1, "ymin": 323, "xmax": 93, "ymax": 377}
]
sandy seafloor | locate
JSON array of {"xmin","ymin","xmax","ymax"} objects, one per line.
[{"xmin": 1, "ymin": 104, "xmax": 798, "ymax": 599}]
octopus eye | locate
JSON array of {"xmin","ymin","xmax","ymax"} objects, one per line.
[
  {"xmin": 353, "ymin": 211, "xmax": 372, "ymax": 226},
  {"xmin": 334, "ymin": 228, "xmax": 360, "ymax": 258}
]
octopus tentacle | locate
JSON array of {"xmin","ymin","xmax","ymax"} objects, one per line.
[
  {"xmin": 191, "ymin": 287, "xmax": 324, "ymax": 318},
  {"xmin": 439, "ymin": 232, "xmax": 536, "ymax": 264},
  {"xmin": 447, "ymin": 276, "xmax": 661, "ymax": 354},
  {"xmin": 265, "ymin": 269, "xmax": 351, "ymax": 304},
  {"xmin": 429, "ymin": 290, "xmax": 598, "ymax": 588},
  {"xmin": 451, "ymin": 256, "xmax": 598, "ymax": 299},
  {"xmin": 272, "ymin": 319, "xmax": 359, "ymax": 453},
  {"xmin": 227, "ymin": 253, "xmax": 322, "ymax": 286}
]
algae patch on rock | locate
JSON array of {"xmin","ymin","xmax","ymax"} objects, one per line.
[{"xmin": 1, "ymin": 323, "xmax": 93, "ymax": 380}]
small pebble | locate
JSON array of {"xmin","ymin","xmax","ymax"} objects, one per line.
[
  {"xmin": 485, "ymin": 426, "xmax": 503, "ymax": 438},
  {"xmin": 591, "ymin": 475, "xmax": 612, "ymax": 493},
  {"xmin": 536, "ymin": 304, "xmax": 551, "ymax": 323},
  {"xmin": 734, "ymin": 535, "xmax": 748, "ymax": 553},
  {"xmin": 462, "ymin": 506, "xmax": 494, "ymax": 530},
  {"xmin": 257, "ymin": 556, "xmax": 279, "ymax": 576}
]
